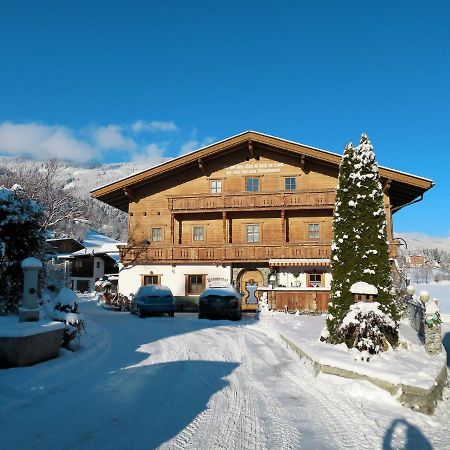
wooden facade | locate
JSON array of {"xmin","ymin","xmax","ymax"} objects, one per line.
[{"xmin": 91, "ymin": 131, "xmax": 433, "ymax": 311}]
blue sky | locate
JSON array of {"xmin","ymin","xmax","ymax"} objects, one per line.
[{"xmin": 0, "ymin": 1, "xmax": 449, "ymax": 236}]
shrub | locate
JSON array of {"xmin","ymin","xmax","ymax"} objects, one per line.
[{"xmin": 336, "ymin": 301, "xmax": 398, "ymax": 359}]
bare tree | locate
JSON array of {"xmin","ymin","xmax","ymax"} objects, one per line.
[{"xmin": 1, "ymin": 160, "xmax": 89, "ymax": 236}]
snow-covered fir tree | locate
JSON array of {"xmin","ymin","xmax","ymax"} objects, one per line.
[
  {"xmin": 0, "ymin": 186, "xmax": 46, "ymax": 315},
  {"xmin": 327, "ymin": 134, "xmax": 399, "ymax": 343},
  {"xmin": 327, "ymin": 142, "xmax": 359, "ymax": 338}
]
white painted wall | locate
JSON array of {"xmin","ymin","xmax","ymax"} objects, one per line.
[
  {"xmin": 118, "ymin": 264, "xmax": 232, "ymax": 297},
  {"xmin": 93, "ymin": 257, "xmax": 105, "ymax": 280}
]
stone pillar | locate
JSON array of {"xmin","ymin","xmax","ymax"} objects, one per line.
[
  {"xmin": 19, "ymin": 257, "xmax": 42, "ymax": 322},
  {"xmin": 424, "ymin": 299, "xmax": 442, "ymax": 355}
]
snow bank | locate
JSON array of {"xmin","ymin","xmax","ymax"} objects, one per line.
[
  {"xmin": 0, "ymin": 316, "xmax": 64, "ymax": 338},
  {"xmin": 261, "ymin": 311, "xmax": 446, "ymax": 391},
  {"xmin": 413, "ymin": 283, "xmax": 450, "ymax": 315}
]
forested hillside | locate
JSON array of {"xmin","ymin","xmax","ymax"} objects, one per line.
[{"xmin": 0, "ymin": 157, "xmax": 162, "ymax": 241}]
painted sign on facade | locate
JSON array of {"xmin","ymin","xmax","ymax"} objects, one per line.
[
  {"xmin": 206, "ymin": 276, "xmax": 230, "ymax": 288},
  {"xmin": 226, "ymin": 162, "xmax": 284, "ymax": 175}
]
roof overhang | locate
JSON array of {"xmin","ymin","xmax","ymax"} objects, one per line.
[{"xmin": 91, "ymin": 130, "xmax": 434, "ymax": 212}]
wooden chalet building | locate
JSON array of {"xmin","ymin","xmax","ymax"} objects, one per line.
[{"xmin": 91, "ymin": 131, "xmax": 433, "ymax": 311}]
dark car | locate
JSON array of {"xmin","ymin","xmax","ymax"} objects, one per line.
[
  {"xmin": 130, "ymin": 285, "xmax": 175, "ymax": 318},
  {"xmin": 198, "ymin": 286, "xmax": 242, "ymax": 320}
]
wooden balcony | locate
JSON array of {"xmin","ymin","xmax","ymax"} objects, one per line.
[
  {"xmin": 167, "ymin": 189, "xmax": 336, "ymax": 213},
  {"xmin": 119, "ymin": 242, "xmax": 332, "ymax": 265}
]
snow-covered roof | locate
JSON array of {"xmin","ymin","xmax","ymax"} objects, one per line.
[
  {"xmin": 71, "ymin": 230, "xmax": 123, "ymax": 256},
  {"xmin": 350, "ymin": 282, "xmax": 378, "ymax": 295}
]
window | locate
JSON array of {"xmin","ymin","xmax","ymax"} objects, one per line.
[
  {"xmin": 308, "ymin": 223, "xmax": 320, "ymax": 239},
  {"xmin": 246, "ymin": 177, "xmax": 259, "ymax": 192},
  {"xmin": 210, "ymin": 179, "xmax": 222, "ymax": 193},
  {"xmin": 152, "ymin": 227, "xmax": 162, "ymax": 242},
  {"xmin": 285, "ymin": 177, "xmax": 296, "ymax": 190},
  {"xmin": 308, "ymin": 273, "xmax": 323, "ymax": 288},
  {"xmin": 96, "ymin": 261, "xmax": 100, "ymax": 269},
  {"xmin": 187, "ymin": 274, "xmax": 204, "ymax": 295},
  {"xmin": 143, "ymin": 275, "xmax": 160, "ymax": 285},
  {"xmin": 193, "ymin": 226, "xmax": 204, "ymax": 241},
  {"xmin": 74, "ymin": 259, "xmax": 83, "ymax": 269},
  {"xmin": 247, "ymin": 224, "xmax": 260, "ymax": 243}
]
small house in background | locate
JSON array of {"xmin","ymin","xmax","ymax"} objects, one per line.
[
  {"xmin": 47, "ymin": 230, "xmax": 123, "ymax": 292},
  {"xmin": 406, "ymin": 254, "xmax": 429, "ymax": 268}
]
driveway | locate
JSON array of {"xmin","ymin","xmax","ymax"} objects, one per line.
[{"xmin": 0, "ymin": 299, "xmax": 448, "ymax": 449}]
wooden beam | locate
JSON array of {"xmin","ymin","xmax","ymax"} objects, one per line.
[
  {"xmin": 123, "ymin": 187, "xmax": 134, "ymax": 200},
  {"xmin": 222, "ymin": 211, "xmax": 227, "ymax": 244},
  {"xmin": 281, "ymin": 209, "xmax": 287, "ymax": 243},
  {"xmin": 170, "ymin": 214, "xmax": 175, "ymax": 245},
  {"xmin": 248, "ymin": 140, "xmax": 254, "ymax": 159},
  {"xmin": 178, "ymin": 218, "xmax": 182, "ymax": 245},
  {"xmin": 228, "ymin": 217, "xmax": 232, "ymax": 244},
  {"xmin": 383, "ymin": 178, "xmax": 392, "ymax": 193},
  {"xmin": 197, "ymin": 158, "xmax": 206, "ymax": 174},
  {"xmin": 300, "ymin": 154, "xmax": 306, "ymax": 169}
]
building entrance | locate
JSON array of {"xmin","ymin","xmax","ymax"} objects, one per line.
[{"xmin": 239, "ymin": 270, "xmax": 264, "ymax": 311}]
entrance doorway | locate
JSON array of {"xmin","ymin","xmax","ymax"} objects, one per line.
[{"xmin": 239, "ymin": 270, "xmax": 264, "ymax": 311}]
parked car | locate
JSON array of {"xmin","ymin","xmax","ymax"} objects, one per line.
[
  {"xmin": 130, "ymin": 285, "xmax": 175, "ymax": 318},
  {"xmin": 198, "ymin": 286, "xmax": 242, "ymax": 320}
]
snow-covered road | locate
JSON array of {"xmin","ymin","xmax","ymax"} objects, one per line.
[{"xmin": 1, "ymin": 299, "xmax": 449, "ymax": 449}]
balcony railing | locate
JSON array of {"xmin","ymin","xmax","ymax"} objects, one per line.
[
  {"xmin": 167, "ymin": 189, "xmax": 336, "ymax": 213},
  {"xmin": 119, "ymin": 242, "xmax": 332, "ymax": 265}
]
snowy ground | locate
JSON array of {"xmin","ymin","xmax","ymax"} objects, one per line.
[
  {"xmin": 414, "ymin": 282, "xmax": 450, "ymax": 315},
  {"xmin": 0, "ymin": 299, "xmax": 449, "ymax": 450}
]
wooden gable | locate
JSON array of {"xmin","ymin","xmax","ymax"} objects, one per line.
[{"xmin": 91, "ymin": 131, "xmax": 433, "ymax": 212}]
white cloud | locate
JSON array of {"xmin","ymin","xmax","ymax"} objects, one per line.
[
  {"xmin": 0, "ymin": 122, "xmax": 97, "ymax": 163},
  {"xmin": 92, "ymin": 125, "xmax": 137, "ymax": 151},
  {"xmin": 0, "ymin": 120, "xmax": 211, "ymax": 165},
  {"xmin": 179, "ymin": 136, "xmax": 215, "ymax": 155},
  {"xmin": 131, "ymin": 143, "xmax": 167, "ymax": 164},
  {"xmin": 131, "ymin": 120, "xmax": 178, "ymax": 133}
]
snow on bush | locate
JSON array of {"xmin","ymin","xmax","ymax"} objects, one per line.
[
  {"xmin": 0, "ymin": 186, "xmax": 46, "ymax": 315},
  {"xmin": 40, "ymin": 286, "xmax": 84, "ymax": 349},
  {"xmin": 336, "ymin": 301, "xmax": 398, "ymax": 360}
]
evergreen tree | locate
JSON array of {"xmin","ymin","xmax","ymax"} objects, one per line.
[
  {"xmin": 327, "ymin": 134, "xmax": 398, "ymax": 342},
  {"xmin": 352, "ymin": 134, "xmax": 398, "ymax": 323},
  {"xmin": 327, "ymin": 143, "xmax": 360, "ymax": 338},
  {"xmin": 0, "ymin": 186, "xmax": 46, "ymax": 315}
]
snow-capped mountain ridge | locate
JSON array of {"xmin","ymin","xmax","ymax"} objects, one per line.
[{"xmin": 397, "ymin": 232, "xmax": 450, "ymax": 252}]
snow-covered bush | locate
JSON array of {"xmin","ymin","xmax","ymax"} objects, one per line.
[
  {"xmin": 41, "ymin": 286, "xmax": 84, "ymax": 348},
  {"xmin": 0, "ymin": 186, "xmax": 46, "ymax": 315},
  {"xmin": 336, "ymin": 302, "xmax": 398, "ymax": 359}
]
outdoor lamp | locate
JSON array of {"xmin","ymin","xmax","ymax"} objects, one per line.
[
  {"xmin": 406, "ymin": 285, "xmax": 415, "ymax": 297},
  {"xmin": 419, "ymin": 291, "xmax": 430, "ymax": 303}
]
